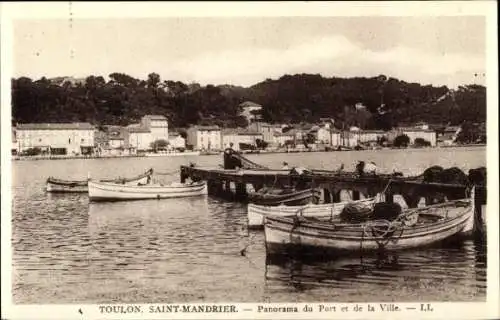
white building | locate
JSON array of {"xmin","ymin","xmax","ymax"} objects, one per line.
[
  {"xmin": 339, "ymin": 129, "xmax": 385, "ymax": 147},
  {"xmin": 16, "ymin": 123, "xmax": 95, "ymax": 155},
  {"xmin": 402, "ymin": 128, "xmax": 437, "ymax": 146},
  {"xmin": 222, "ymin": 129, "xmax": 263, "ymax": 151},
  {"xmin": 388, "ymin": 127, "xmax": 437, "ymax": 147},
  {"xmin": 330, "ymin": 129, "xmax": 342, "ymax": 147},
  {"xmin": 317, "ymin": 123, "xmax": 332, "ymax": 145},
  {"xmin": 141, "ymin": 115, "xmax": 169, "ymax": 142},
  {"xmin": 127, "ymin": 126, "xmax": 152, "ymax": 151},
  {"xmin": 168, "ymin": 133, "xmax": 186, "ymax": 149},
  {"xmin": 186, "ymin": 125, "xmax": 222, "ymax": 151},
  {"xmin": 273, "ymin": 132, "xmax": 295, "ymax": 146},
  {"xmin": 125, "ymin": 114, "xmax": 170, "ymax": 151},
  {"xmin": 248, "ymin": 122, "xmax": 283, "ymax": 142}
]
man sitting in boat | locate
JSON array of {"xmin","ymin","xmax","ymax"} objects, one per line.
[{"xmin": 282, "ymin": 162, "xmax": 289, "ymax": 170}]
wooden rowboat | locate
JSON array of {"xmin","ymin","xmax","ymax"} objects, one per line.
[
  {"xmin": 46, "ymin": 168, "xmax": 153, "ymax": 193},
  {"xmin": 46, "ymin": 177, "xmax": 89, "ymax": 193},
  {"xmin": 248, "ymin": 188, "xmax": 321, "ymax": 206},
  {"xmin": 248, "ymin": 197, "xmax": 377, "ymax": 228},
  {"xmin": 88, "ymin": 180, "xmax": 207, "ymax": 202},
  {"xmin": 264, "ymin": 189, "xmax": 475, "ymax": 256}
]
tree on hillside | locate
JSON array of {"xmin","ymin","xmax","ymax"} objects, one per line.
[
  {"xmin": 147, "ymin": 73, "xmax": 161, "ymax": 88},
  {"xmin": 11, "ymin": 73, "xmax": 486, "ymax": 130}
]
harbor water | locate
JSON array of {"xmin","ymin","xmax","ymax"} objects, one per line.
[{"xmin": 11, "ymin": 147, "xmax": 487, "ymax": 303}]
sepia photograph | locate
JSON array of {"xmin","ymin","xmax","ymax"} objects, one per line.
[{"xmin": 1, "ymin": 2, "xmax": 498, "ymax": 320}]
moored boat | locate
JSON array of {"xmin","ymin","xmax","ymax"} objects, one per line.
[
  {"xmin": 248, "ymin": 197, "xmax": 377, "ymax": 228},
  {"xmin": 264, "ymin": 190, "xmax": 475, "ymax": 256},
  {"xmin": 88, "ymin": 180, "xmax": 207, "ymax": 202},
  {"xmin": 46, "ymin": 168, "xmax": 153, "ymax": 193},
  {"xmin": 248, "ymin": 187, "xmax": 320, "ymax": 206},
  {"xmin": 46, "ymin": 178, "xmax": 88, "ymax": 193}
]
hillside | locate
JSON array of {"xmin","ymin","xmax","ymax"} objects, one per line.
[{"xmin": 11, "ymin": 73, "xmax": 485, "ymax": 130}]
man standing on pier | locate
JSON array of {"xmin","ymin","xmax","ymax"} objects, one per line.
[{"xmin": 224, "ymin": 143, "xmax": 236, "ymax": 169}]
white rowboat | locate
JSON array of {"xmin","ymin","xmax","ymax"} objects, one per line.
[
  {"xmin": 88, "ymin": 180, "xmax": 207, "ymax": 201},
  {"xmin": 265, "ymin": 189, "xmax": 475, "ymax": 255},
  {"xmin": 248, "ymin": 197, "xmax": 377, "ymax": 228}
]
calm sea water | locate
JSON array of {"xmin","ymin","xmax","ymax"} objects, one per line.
[{"xmin": 12, "ymin": 147, "xmax": 487, "ymax": 303}]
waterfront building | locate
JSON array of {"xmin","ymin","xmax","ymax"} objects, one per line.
[
  {"xmin": 96, "ymin": 126, "xmax": 135, "ymax": 156},
  {"xmin": 140, "ymin": 115, "xmax": 169, "ymax": 142},
  {"xmin": 389, "ymin": 127, "xmax": 437, "ymax": 146},
  {"xmin": 186, "ymin": 125, "xmax": 222, "ymax": 151},
  {"xmin": 330, "ymin": 129, "xmax": 342, "ymax": 147},
  {"xmin": 273, "ymin": 132, "xmax": 295, "ymax": 147},
  {"xmin": 403, "ymin": 128, "xmax": 437, "ymax": 146},
  {"xmin": 248, "ymin": 122, "xmax": 283, "ymax": 142},
  {"xmin": 125, "ymin": 114, "xmax": 170, "ymax": 151},
  {"xmin": 168, "ymin": 132, "xmax": 186, "ymax": 150},
  {"xmin": 437, "ymin": 125, "xmax": 461, "ymax": 146},
  {"xmin": 221, "ymin": 129, "xmax": 263, "ymax": 151},
  {"xmin": 108, "ymin": 132, "xmax": 125, "ymax": 149},
  {"xmin": 317, "ymin": 123, "xmax": 332, "ymax": 145},
  {"xmin": 127, "ymin": 126, "xmax": 152, "ymax": 151},
  {"xmin": 16, "ymin": 122, "xmax": 95, "ymax": 155},
  {"xmin": 339, "ymin": 129, "xmax": 385, "ymax": 147}
]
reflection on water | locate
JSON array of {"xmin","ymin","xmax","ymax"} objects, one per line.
[
  {"xmin": 11, "ymin": 148, "xmax": 487, "ymax": 303},
  {"xmin": 264, "ymin": 239, "xmax": 486, "ymax": 302}
]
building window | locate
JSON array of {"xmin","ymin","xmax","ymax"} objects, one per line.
[{"xmin": 81, "ymin": 138, "xmax": 85, "ymax": 143}]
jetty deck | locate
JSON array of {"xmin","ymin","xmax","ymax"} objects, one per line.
[{"xmin": 180, "ymin": 165, "xmax": 485, "ymax": 207}]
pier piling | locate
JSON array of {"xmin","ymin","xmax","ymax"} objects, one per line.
[
  {"xmin": 323, "ymin": 188, "xmax": 332, "ymax": 203},
  {"xmin": 352, "ymin": 190, "xmax": 360, "ymax": 201},
  {"xmin": 235, "ymin": 183, "xmax": 247, "ymax": 200}
]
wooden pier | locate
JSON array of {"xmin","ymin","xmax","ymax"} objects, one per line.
[
  {"xmin": 179, "ymin": 151, "xmax": 486, "ymax": 236},
  {"xmin": 181, "ymin": 165, "xmax": 483, "ymax": 203}
]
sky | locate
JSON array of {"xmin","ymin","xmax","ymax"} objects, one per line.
[{"xmin": 13, "ymin": 16, "xmax": 486, "ymax": 88}]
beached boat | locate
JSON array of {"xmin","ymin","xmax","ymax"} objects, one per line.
[
  {"xmin": 88, "ymin": 180, "xmax": 207, "ymax": 201},
  {"xmin": 248, "ymin": 197, "xmax": 377, "ymax": 228},
  {"xmin": 46, "ymin": 169, "xmax": 154, "ymax": 193},
  {"xmin": 248, "ymin": 187, "xmax": 321, "ymax": 206},
  {"xmin": 264, "ymin": 190, "xmax": 475, "ymax": 255}
]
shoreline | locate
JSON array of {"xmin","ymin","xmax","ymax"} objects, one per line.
[{"xmin": 11, "ymin": 144, "xmax": 486, "ymax": 161}]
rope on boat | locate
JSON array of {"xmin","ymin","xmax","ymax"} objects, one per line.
[{"xmin": 360, "ymin": 208, "xmax": 419, "ymax": 250}]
